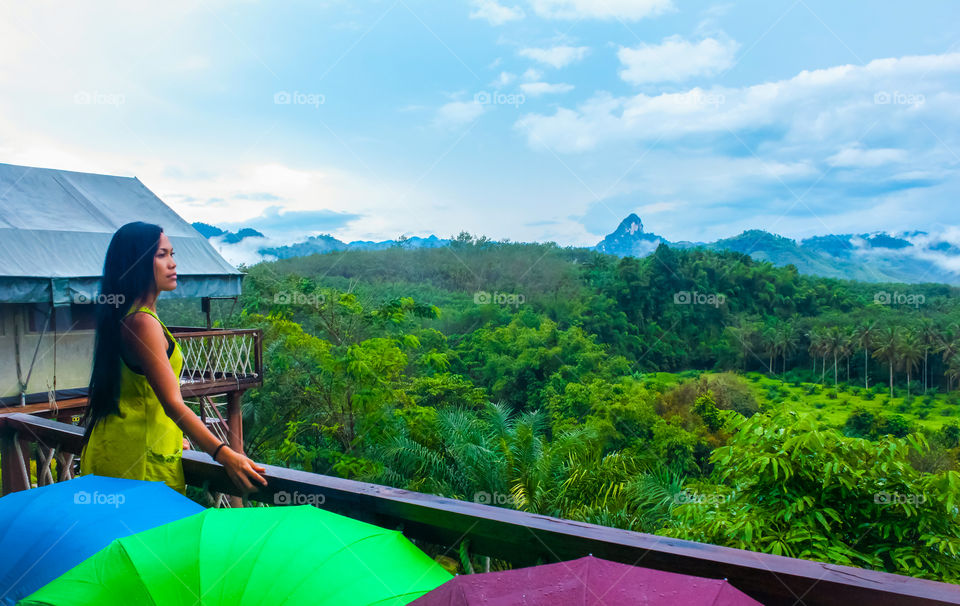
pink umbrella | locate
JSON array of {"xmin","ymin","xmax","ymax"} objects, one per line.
[{"xmin": 410, "ymin": 555, "xmax": 763, "ymax": 606}]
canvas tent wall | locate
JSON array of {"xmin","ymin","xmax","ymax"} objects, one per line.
[{"xmin": 0, "ymin": 161, "xmax": 243, "ymax": 405}]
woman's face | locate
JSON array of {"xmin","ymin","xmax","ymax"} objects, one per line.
[{"xmin": 153, "ymin": 232, "xmax": 178, "ymax": 292}]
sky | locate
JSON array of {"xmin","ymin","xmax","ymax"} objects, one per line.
[{"xmin": 1, "ymin": 0, "xmax": 959, "ymax": 252}]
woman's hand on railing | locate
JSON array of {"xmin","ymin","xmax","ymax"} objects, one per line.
[{"xmin": 215, "ymin": 446, "xmax": 268, "ymax": 493}]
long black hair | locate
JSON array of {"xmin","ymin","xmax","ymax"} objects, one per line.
[{"xmin": 81, "ymin": 221, "xmax": 164, "ymax": 440}]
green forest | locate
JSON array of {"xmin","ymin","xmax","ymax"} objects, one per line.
[{"xmin": 161, "ymin": 236, "xmax": 960, "ymax": 583}]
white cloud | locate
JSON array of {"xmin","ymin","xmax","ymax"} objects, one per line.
[
  {"xmin": 521, "ymin": 68, "xmax": 544, "ymax": 81},
  {"xmin": 3, "ymin": 2, "xmax": 956, "ymax": 253},
  {"xmin": 908, "ymin": 226, "xmax": 960, "ymax": 273},
  {"xmin": 529, "ymin": 0, "xmax": 673, "ymax": 20},
  {"xmin": 519, "ymin": 81, "xmax": 574, "ymax": 96},
  {"xmin": 846, "ymin": 229, "xmax": 960, "ymax": 276},
  {"xmin": 155, "ymin": 163, "xmax": 392, "ymax": 238},
  {"xmin": 518, "ymin": 45, "xmax": 589, "ymax": 68},
  {"xmin": 207, "ymin": 233, "xmax": 279, "ymax": 267},
  {"xmin": 434, "ymin": 100, "xmax": 487, "ymax": 128},
  {"xmin": 0, "ymin": 99, "xmax": 446, "ymax": 250},
  {"xmin": 618, "ymin": 36, "xmax": 739, "ymax": 84},
  {"xmin": 492, "ymin": 71, "xmax": 517, "ymax": 88},
  {"xmin": 694, "ymin": 3, "xmax": 734, "ymax": 37},
  {"xmin": 827, "ymin": 145, "xmax": 908, "ymax": 168},
  {"xmin": 469, "ymin": 0, "xmax": 525, "ymax": 25},
  {"xmin": 701, "ymin": 3, "xmax": 733, "ymax": 19},
  {"xmin": 516, "ymin": 52, "xmax": 960, "ymax": 152}
]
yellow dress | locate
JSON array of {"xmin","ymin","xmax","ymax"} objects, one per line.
[{"xmin": 80, "ymin": 305, "xmax": 186, "ymax": 494}]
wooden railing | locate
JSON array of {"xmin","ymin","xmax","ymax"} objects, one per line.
[
  {"xmin": 0, "ymin": 327, "xmax": 261, "ymax": 420},
  {"xmin": 168, "ymin": 327, "xmax": 262, "ymax": 397},
  {"xmin": 1, "ymin": 413, "xmax": 958, "ymax": 606}
]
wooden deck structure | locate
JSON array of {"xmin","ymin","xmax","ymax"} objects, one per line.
[
  {"xmin": 3, "ymin": 325, "xmax": 262, "ymax": 453},
  {"xmin": 2, "ymin": 412, "xmax": 958, "ymax": 606}
]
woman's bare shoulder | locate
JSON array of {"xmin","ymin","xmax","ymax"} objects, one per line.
[
  {"xmin": 120, "ymin": 311, "xmax": 166, "ymax": 349},
  {"xmin": 121, "ymin": 310, "xmax": 162, "ymax": 329}
]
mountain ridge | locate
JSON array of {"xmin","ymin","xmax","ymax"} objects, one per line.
[{"xmin": 191, "ymin": 218, "xmax": 960, "ymax": 285}]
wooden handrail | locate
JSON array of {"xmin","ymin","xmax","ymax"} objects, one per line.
[
  {"xmin": 1, "ymin": 413, "xmax": 958, "ymax": 606},
  {"xmin": 168, "ymin": 327, "xmax": 261, "ymax": 338}
]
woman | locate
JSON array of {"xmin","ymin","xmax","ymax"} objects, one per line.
[{"xmin": 80, "ymin": 221, "xmax": 267, "ymax": 495}]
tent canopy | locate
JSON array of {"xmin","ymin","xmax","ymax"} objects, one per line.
[{"xmin": 0, "ymin": 162, "xmax": 242, "ymax": 305}]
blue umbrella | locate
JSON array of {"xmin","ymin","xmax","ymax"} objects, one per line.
[{"xmin": 0, "ymin": 474, "xmax": 204, "ymax": 606}]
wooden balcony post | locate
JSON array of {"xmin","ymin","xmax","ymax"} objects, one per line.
[
  {"xmin": 226, "ymin": 389, "xmax": 244, "ymax": 508},
  {"xmin": 226, "ymin": 390, "xmax": 244, "ymax": 455}
]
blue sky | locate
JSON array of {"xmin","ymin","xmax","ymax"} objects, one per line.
[{"xmin": 1, "ymin": 0, "xmax": 959, "ymax": 258}]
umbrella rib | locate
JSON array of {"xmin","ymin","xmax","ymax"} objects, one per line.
[
  {"xmin": 708, "ymin": 583, "xmax": 721, "ymax": 606},
  {"xmin": 225, "ymin": 512, "xmax": 369, "ymax": 603},
  {"xmin": 275, "ymin": 530, "xmax": 402, "ymax": 600},
  {"xmin": 386, "ymin": 517, "xmax": 483, "ymax": 599},
  {"xmin": 365, "ymin": 587, "xmax": 450, "ymax": 605},
  {"xmin": 520, "ymin": 530, "xmax": 604, "ymax": 603},
  {"xmin": 0, "ymin": 477, "xmax": 203, "ymax": 606},
  {"xmin": 276, "ymin": 510, "xmax": 456, "ymax": 604},
  {"xmin": 118, "ymin": 519, "xmax": 201, "ymax": 603},
  {"xmin": 337, "ymin": 531, "xmax": 447, "ymax": 596},
  {"xmin": 582, "ymin": 558, "xmax": 589, "ymax": 606},
  {"xmin": 455, "ymin": 582, "xmax": 470, "ymax": 605},
  {"xmin": 200, "ymin": 517, "xmax": 285, "ymax": 603}
]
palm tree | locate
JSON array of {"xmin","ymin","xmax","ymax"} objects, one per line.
[
  {"xmin": 807, "ymin": 329, "xmax": 823, "ymax": 381},
  {"xmin": 761, "ymin": 324, "xmax": 778, "ymax": 375},
  {"xmin": 946, "ymin": 354, "xmax": 960, "ymax": 391},
  {"xmin": 775, "ymin": 322, "xmax": 799, "ymax": 375},
  {"xmin": 872, "ymin": 326, "xmax": 901, "ymax": 398},
  {"xmin": 824, "ymin": 327, "xmax": 846, "ymax": 386},
  {"xmin": 724, "ymin": 319, "xmax": 759, "ymax": 372},
  {"xmin": 934, "ymin": 325, "xmax": 960, "ymax": 391},
  {"xmin": 899, "ymin": 330, "xmax": 923, "ymax": 397},
  {"xmin": 854, "ymin": 323, "xmax": 874, "ymax": 390},
  {"xmin": 840, "ymin": 329, "xmax": 854, "ymax": 383},
  {"xmin": 917, "ymin": 318, "xmax": 938, "ymax": 394},
  {"xmin": 623, "ymin": 463, "xmax": 688, "ymax": 532}
]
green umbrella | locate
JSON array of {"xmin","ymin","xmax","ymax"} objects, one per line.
[{"xmin": 20, "ymin": 505, "xmax": 452, "ymax": 606}]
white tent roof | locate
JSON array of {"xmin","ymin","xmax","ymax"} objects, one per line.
[{"xmin": 0, "ymin": 162, "xmax": 242, "ymax": 304}]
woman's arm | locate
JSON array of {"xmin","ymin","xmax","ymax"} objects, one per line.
[{"xmin": 121, "ymin": 313, "xmax": 267, "ymax": 492}]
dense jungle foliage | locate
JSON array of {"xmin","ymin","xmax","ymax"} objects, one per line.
[{"xmin": 160, "ymin": 237, "xmax": 960, "ymax": 582}]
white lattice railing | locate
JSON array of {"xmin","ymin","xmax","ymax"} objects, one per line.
[
  {"xmin": 169, "ymin": 328, "xmax": 261, "ymax": 388},
  {"xmin": 184, "ymin": 394, "xmax": 233, "ymax": 508}
]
